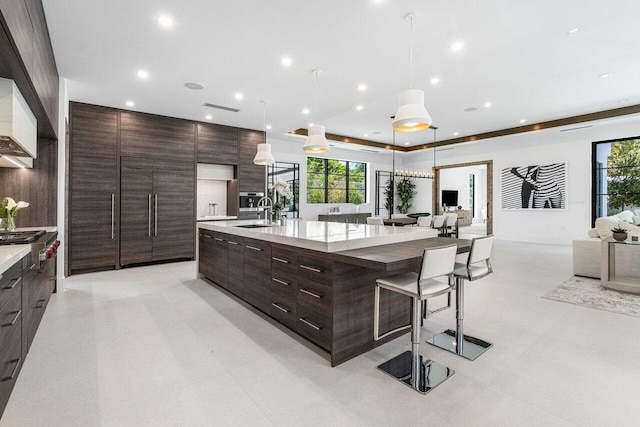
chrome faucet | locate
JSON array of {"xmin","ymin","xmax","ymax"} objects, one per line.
[{"xmin": 257, "ymin": 196, "xmax": 273, "ymax": 224}]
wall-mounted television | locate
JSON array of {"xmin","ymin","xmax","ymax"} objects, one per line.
[{"xmin": 442, "ymin": 190, "xmax": 459, "ymax": 207}]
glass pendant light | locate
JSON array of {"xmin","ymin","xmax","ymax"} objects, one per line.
[
  {"xmin": 253, "ymin": 100, "xmax": 275, "ymax": 165},
  {"xmin": 393, "ymin": 13, "xmax": 432, "ymax": 133},
  {"xmin": 303, "ymin": 70, "xmax": 330, "ymax": 154}
]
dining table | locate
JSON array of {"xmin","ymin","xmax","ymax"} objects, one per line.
[{"xmin": 382, "ymin": 217, "xmax": 418, "ymax": 227}]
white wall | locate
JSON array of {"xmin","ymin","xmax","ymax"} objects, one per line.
[
  {"xmin": 401, "ymin": 116, "xmax": 640, "ymax": 245},
  {"xmin": 439, "ymin": 165, "xmax": 486, "ymax": 221},
  {"xmin": 196, "ymin": 180, "xmax": 228, "ymax": 217}
]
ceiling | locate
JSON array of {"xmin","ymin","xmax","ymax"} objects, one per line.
[{"xmin": 43, "ymin": 0, "xmax": 640, "ymax": 149}]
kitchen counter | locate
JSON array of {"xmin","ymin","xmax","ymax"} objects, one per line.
[
  {"xmin": 196, "ymin": 215, "xmax": 237, "ymax": 222},
  {"xmin": 198, "ymin": 219, "xmax": 437, "ymax": 252},
  {"xmin": 0, "ymin": 245, "xmax": 30, "ymax": 275}
]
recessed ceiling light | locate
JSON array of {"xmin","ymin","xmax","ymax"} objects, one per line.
[
  {"xmin": 484, "ymin": 102, "xmax": 492, "ymax": 108},
  {"xmin": 266, "ymin": 124, "xmax": 272, "ymax": 130},
  {"xmin": 430, "ymin": 77, "xmax": 440, "ymax": 85},
  {"xmin": 234, "ymin": 92, "xmax": 244, "ymax": 100},
  {"xmin": 302, "ymin": 108, "xmax": 310, "ymax": 115},
  {"xmin": 185, "ymin": 82, "xmax": 204, "ymax": 90},
  {"xmin": 520, "ymin": 119, "xmax": 526, "ymax": 123},
  {"xmin": 453, "ymin": 132, "xmax": 459, "ymax": 136},
  {"xmin": 450, "ymin": 41, "xmax": 464, "ymax": 52},
  {"xmin": 566, "ymin": 28, "xmax": 579, "ymax": 35},
  {"xmin": 364, "ymin": 133, "xmax": 369, "ymax": 137},
  {"xmin": 357, "ymin": 83, "xmax": 367, "ymax": 91},
  {"xmin": 308, "ymin": 122, "xmax": 314, "ymax": 127},
  {"xmin": 125, "ymin": 100, "xmax": 134, "ymax": 107},
  {"xmin": 599, "ymin": 73, "xmax": 611, "ymax": 78},
  {"xmin": 137, "ymin": 70, "xmax": 149, "ymax": 80},
  {"xmin": 404, "ymin": 142, "xmax": 409, "ymax": 145},
  {"xmin": 356, "ymin": 105, "xmax": 364, "ymax": 111},
  {"xmin": 281, "ymin": 57, "xmax": 293, "ymax": 67},
  {"xmin": 157, "ymin": 14, "xmax": 174, "ymax": 29},
  {"xmin": 205, "ymin": 114, "xmax": 213, "ymax": 120}
]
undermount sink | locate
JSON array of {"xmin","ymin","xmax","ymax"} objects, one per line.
[{"xmin": 234, "ymin": 224, "xmax": 272, "ymax": 229}]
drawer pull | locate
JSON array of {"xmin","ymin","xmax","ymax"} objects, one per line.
[
  {"xmin": 2, "ymin": 276, "xmax": 21, "ymax": 290},
  {"xmin": 214, "ymin": 237, "xmax": 224, "ymax": 242},
  {"xmin": 1, "ymin": 358, "xmax": 21, "ymax": 382},
  {"xmin": 246, "ymin": 245, "xmax": 262, "ymax": 252},
  {"xmin": 300, "ymin": 264, "xmax": 322, "ymax": 273},
  {"xmin": 2, "ymin": 310, "xmax": 21, "ymax": 327},
  {"xmin": 272, "ymin": 257, "xmax": 289, "ymax": 264},
  {"xmin": 228, "ymin": 241, "xmax": 239, "ymax": 245},
  {"xmin": 35, "ymin": 299, "xmax": 46, "ymax": 309},
  {"xmin": 300, "ymin": 288, "xmax": 322, "ymax": 299},
  {"xmin": 203, "ymin": 234, "xmax": 212, "ymax": 239},
  {"xmin": 299, "ymin": 317, "xmax": 321, "ymax": 331},
  {"xmin": 272, "ymin": 277, "xmax": 290, "ymax": 286},
  {"xmin": 271, "ymin": 302, "xmax": 290, "ymax": 313}
]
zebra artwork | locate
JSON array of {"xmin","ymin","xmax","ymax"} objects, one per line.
[{"xmin": 501, "ymin": 162, "xmax": 567, "ymax": 209}]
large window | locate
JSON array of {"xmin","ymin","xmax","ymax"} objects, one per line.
[{"xmin": 307, "ymin": 157, "xmax": 367, "ymax": 204}]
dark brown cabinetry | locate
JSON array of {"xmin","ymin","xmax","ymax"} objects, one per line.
[
  {"xmin": 227, "ymin": 235, "xmax": 244, "ymax": 296},
  {"xmin": 242, "ymin": 237, "xmax": 271, "ymax": 313},
  {"xmin": 238, "ymin": 130, "xmax": 265, "ymax": 193},
  {"xmin": 197, "ymin": 123, "xmax": 238, "ymax": 165},
  {"xmin": 120, "ymin": 163, "xmax": 195, "ymax": 266},
  {"xmin": 69, "ymin": 103, "xmax": 119, "ymax": 274},
  {"xmin": 210, "ymin": 233, "xmax": 229, "ymax": 289}
]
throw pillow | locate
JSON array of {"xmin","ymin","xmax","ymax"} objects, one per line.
[
  {"xmin": 587, "ymin": 228, "xmax": 600, "ymax": 238},
  {"xmin": 616, "ymin": 210, "xmax": 635, "ymax": 223},
  {"xmin": 617, "ymin": 220, "xmax": 639, "ymax": 233},
  {"xmin": 595, "ymin": 216, "xmax": 619, "ymax": 239},
  {"xmin": 633, "ymin": 215, "xmax": 640, "ymax": 225}
]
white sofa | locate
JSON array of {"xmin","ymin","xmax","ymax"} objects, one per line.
[{"xmin": 573, "ymin": 210, "xmax": 640, "ymax": 278}]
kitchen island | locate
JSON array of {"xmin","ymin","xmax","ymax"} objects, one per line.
[{"xmin": 198, "ymin": 219, "xmax": 470, "ymax": 366}]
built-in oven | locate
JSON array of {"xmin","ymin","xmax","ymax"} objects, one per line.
[{"xmin": 238, "ymin": 192, "xmax": 264, "ymax": 220}]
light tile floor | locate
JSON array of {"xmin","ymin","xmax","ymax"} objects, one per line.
[{"xmin": 3, "ymin": 241, "xmax": 640, "ymax": 426}]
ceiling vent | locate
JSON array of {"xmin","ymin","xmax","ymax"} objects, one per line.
[
  {"xmin": 359, "ymin": 148, "xmax": 379, "ymax": 153},
  {"xmin": 560, "ymin": 125, "xmax": 593, "ymax": 132},
  {"xmin": 203, "ymin": 103, "xmax": 240, "ymax": 113}
]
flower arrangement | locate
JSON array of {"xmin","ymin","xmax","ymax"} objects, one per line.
[
  {"xmin": 270, "ymin": 180, "xmax": 293, "ymax": 217},
  {"xmin": 0, "ymin": 197, "xmax": 29, "ymax": 231}
]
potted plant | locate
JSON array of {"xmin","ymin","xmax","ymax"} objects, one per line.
[
  {"xmin": 383, "ymin": 179, "xmax": 394, "ymax": 219},
  {"xmin": 0, "ymin": 197, "xmax": 29, "ymax": 231},
  {"xmin": 396, "ymin": 177, "xmax": 416, "ymax": 214},
  {"xmin": 612, "ymin": 226, "xmax": 629, "ymax": 242},
  {"xmin": 269, "ymin": 180, "xmax": 293, "ymax": 224}
]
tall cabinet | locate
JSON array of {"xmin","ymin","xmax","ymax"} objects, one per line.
[
  {"xmin": 238, "ymin": 129, "xmax": 266, "ymax": 193},
  {"xmin": 69, "ymin": 103, "xmax": 119, "ymax": 274}
]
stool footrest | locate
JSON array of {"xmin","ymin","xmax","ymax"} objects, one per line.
[
  {"xmin": 377, "ymin": 351, "xmax": 454, "ymax": 394},
  {"xmin": 426, "ymin": 329, "xmax": 492, "ymax": 361}
]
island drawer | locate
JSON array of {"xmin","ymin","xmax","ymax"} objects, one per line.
[
  {"xmin": 0, "ymin": 261, "xmax": 22, "ymax": 310},
  {"xmin": 243, "ymin": 238, "xmax": 271, "ymax": 270},
  {"xmin": 297, "ymin": 303, "xmax": 331, "ymax": 351},
  {"xmin": 0, "ymin": 312, "xmax": 22, "ymax": 414},
  {"xmin": 298, "ymin": 254, "xmax": 333, "ymax": 285},
  {"xmin": 270, "ymin": 295, "xmax": 297, "ymax": 330},
  {"xmin": 271, "ymin": 247, "xmax": 298, "ymax": 275},
  {"xmin": 271, "ymin": 273, "xmax": 296, "ymax": 299},
  {"xmin": 297, "ymin": 277, "xmax": 332, "ymax": 312}
]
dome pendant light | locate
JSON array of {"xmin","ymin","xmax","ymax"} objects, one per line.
[
  {"xmin": 393, "ymin": 13, "xmax": 432, "ymax": 133},
  {"xmin": 303, "ymin": 70, "xmax": 330, "ymax": 154},
  {"xmin": 253, "ymin": 100, "xmax": 276, "ymax": 166}
]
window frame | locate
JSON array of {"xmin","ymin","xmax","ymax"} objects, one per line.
[{"xmin": 306, "ymin": 157, "xmax": 367, "ymax": 204}]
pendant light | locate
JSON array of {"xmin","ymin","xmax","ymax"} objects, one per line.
[
  {"xmin": 392, "ymin": 13, "xmax": 432, "ymax": 133},
  {"xmin": 303, "ymin": 70, "xmax": 330, "ymax": 154},
  {"xmin": 253, "ymin": 100, "xmax": 275, "ymax": 165}
]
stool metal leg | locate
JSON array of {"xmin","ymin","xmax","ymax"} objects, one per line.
[
  {"xmin": 426, "ymin": 277, "xmax": 493, "ymax": 360},
  {"xmin": 378, "ymin": 298, "xmax": 455, "ymax": 394}
]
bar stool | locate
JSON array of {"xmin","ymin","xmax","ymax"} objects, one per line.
[
  {"xmin": 427, "ymin": 235, "xmax": 494, "ymax": 360},
  {"xmin": 431, "ymin": 215, "xmax": 446, "ymax": 236},
  {"xmin": 416, "ymin": 216, "xmax": 432, "ymax": 227},
  {"xmin": 374, "ymin": 245, "xmax": 457, "ymax": 394},
  {"xmin": 443, "ymin": 214, "xmax": 458, "ymax": 238}
]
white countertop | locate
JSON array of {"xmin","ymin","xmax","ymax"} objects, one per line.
[
  {"xmin": 196, "ymin": 216, "xmax": 237, "ymax": 222},
  {"xmin": 198, "ymin": 219, "xmax": 437, "ymax": 252},
  {"xmin": 0, "ymin": 245, "xmax": 30, "ymax": 275}
]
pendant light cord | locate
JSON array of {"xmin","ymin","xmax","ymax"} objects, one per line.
[
  {"xmin": 261, "ymin": 100, "xmax": 268, "ymax": 144},
  {"xmin": 314, "ymin": 70, "xmax": 319, "ymax": 114},
  {"xmin": 409, "ymin": 15, "xmax": 414, "ymax": 89}
]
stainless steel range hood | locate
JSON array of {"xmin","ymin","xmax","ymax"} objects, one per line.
[{"xmin": 0, "ymin": 78, "xmax": 37, "ymax": 168}]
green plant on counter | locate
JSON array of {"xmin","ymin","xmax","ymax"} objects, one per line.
[{"xmin": 396, "ymin": 177, "xmax": 416, "ymax": 214}]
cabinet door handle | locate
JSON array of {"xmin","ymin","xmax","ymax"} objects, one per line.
[
  {"xmin": 148, "ymin": 194, "xmax": 152, "ymax": 237},
  {"xmin": 272, "ymin": 257, "xmax": 289, "ymax": 264},
  {"xmin": 272, "ymin": 278, "xmax": 290, "ymax": 286},
  {"xmin": 300, "ymin": 264, "xmax": 322, "ymax": 273},
  {"xmin": 214, "ymin": 237, "xmax": 224, "ymax": 242},
  {"xmin": 246, "ymin": 245, "xmax": 262, "ymax": 252},
  {"xmin": 111, "ymin": 193, "xmax": 115, "ymax": 240},
  {"xmin": 35, "ymin": 299, "xmax": 46, "ymax": 309},
  {"xmin": 2, "ymin": 276, "xmax": 21, "ymax": 290},
  {"xmin": 1, "ymin": 358, "xmax": 21, "ymax": 382},
  {"xmin": 2, "ymin": 310, "xmax": 21, "ymax": 327},
  {"xmin": 299, "ymin": 318, "xmax": 321, "ymax": 331},
  {"xmin": 271, "ymin": 302, "xmax": 290, "ymax": 313},
  {"xmin": 154, "ymin": 194, "xmax": 158, "ymax": 236},
  {"xmin": 228, "ymin": 241, "xmax": 239, "ymax": 245},
  {"xmin": 203, "ymin": 234, "xmax": 212, "ymax": 239},
  {"xmin": 299, "ymin": 288, "xmax": 322, "ymax": 299}
]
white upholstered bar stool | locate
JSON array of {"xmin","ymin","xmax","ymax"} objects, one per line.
[
  {"xmin": 367, "ymin": 217, "xmax": 384, "ymax": 225},
  {"xmin": 431, "ymin": 215, "xmax": 446, "ymax": 236},
  {"xmin": 427, "ymin": 235, "xmax": 494, "ymax": 360},
  {"xmin": 443, "ymin": 214, "xmax": 458, "ymax": 237},
  {"xmin": 416, "ymin": 216, "xmax": 432, "ymax": 227},
  {"xmin": 374, "ymin": 245, "xmax": 457, "ymax": 394}
]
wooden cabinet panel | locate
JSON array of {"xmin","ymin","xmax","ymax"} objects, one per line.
[
  {"xmin": 120, "ymin": 167, "xmax": 153, "ymax": 266},
  {"xmin": 0, "ymin": 0, "xmax": 34, "ymax": 72},
  {"xmin": 120, "ymin": 112, "xmax": 196, "ymax": 163},
  {"xmin": 227, "ymin": 236, "xmax": 244, "ymax": 297},
  {"xmin": 238, "ymin": 129, "xmax": 265, "ymax": 193},
  {"xmin": 69, "ymin": 103, "xmax": 118, "ymax": 272},
  {"xmin": 197, "ymin": 123, "xmax": 238, "ymax": 165},
  {"xmin": 198, "ymin": 230, "xmax": 215, "ymax": 280},
  {"xmin": 211, "ymin": 233, "xmax": 228, "ymax": 289}
]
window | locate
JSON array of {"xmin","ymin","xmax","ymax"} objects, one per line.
[{"xmin": 307, "ymin": 157, "xmax": 367, "ymax": 204}]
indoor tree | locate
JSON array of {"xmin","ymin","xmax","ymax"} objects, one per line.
[
  {"xmin": 607, "ymin": 139, "xmax": 640, "ymax": 211},
  {"xmin": 396, "ymin": 177, "xmax": 416, "ymax": 214}
]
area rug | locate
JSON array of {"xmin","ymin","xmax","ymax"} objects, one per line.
[{"xmin": 543, "ymin": 276, "xmax": 640, "ymax": 318}]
